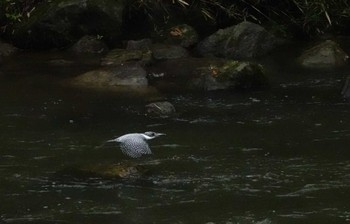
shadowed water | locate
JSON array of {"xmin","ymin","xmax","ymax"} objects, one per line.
[{"xmin": 1, "ymin": 51, "xmax": 350, "ymax": 223}]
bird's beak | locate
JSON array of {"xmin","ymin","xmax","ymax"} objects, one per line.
[{"xmin": 157, "ymin": 133, "xmax": 166, "ymax": 136}]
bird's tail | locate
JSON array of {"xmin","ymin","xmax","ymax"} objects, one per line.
[
  {"xmin": 95, "ymin": 139, "xmax": 117, "ymax": 149},
  {"xmin": 106, "ymin": 139, "xmax": 118, "ymax": 143}
]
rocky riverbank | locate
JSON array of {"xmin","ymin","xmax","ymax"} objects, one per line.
[{"xmin": 1, "ymin": 0, "xmax": 350, "ymax": 119}]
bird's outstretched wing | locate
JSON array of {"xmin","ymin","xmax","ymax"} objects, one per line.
[{"xmin": 119, "ymin": 138, "xmax": 152, "ymax": 158}]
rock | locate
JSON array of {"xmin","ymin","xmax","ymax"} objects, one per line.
[
  {"xmin": 101, "ymin": 48, "xmax": 152, "ymax": 66},
  {"xmin": 166, "ymin": 24, "xmax": 199, "ymax": 48},
  {"xmin": 58, "ymin": 163, "xmax": 149, "ymax": 179},
  {"xmin": 146, "ymin": 57, "xmax": 215, "ymax": 90},
  {"xmin": 190, "ymin": 60, "xmax": 268, "ymax": 91},
  {"xmin": 146, "ymin": 101, "xmax": 176, "ymax": 117},
  {"xmin": 197, "ymin": 21, "xmax": 282, "ymax": 59},
  {"xmin": 0, "ymin": 40, "xmax": 18, "ymax": 57},
  {"xmin": 341, "ymin": 76, "xmax": 350, "ymax": 98},
  {"xmin": 72, "ymin": 63, "xmax": 148, "ymax": 87},
  {"xmin": 70, "ymin": 35, "xmax": 108, "ymax": 54},
  {"xmin": 298, "ymin": 40, "xmax": 349, "ymax": 68},
  {"xmin": 151, "ymin": 44, "xmax": 189, "ymax": 60},
  {"xmin": 126, "ymin": 39, "xmax": 152, "ymax": 50},
  {"xmin": 255, "ymin": 219, "xmax": 273, "ymax": 224},
  {"xmin": 147, "ymin": 57, "xmax": 268, "ymax": 91},
  {"xmin": 148, "ymin": 57, "xmax": 218, "ymax": 78},
  {"xmin": 12, "ymin": 0, "xmax": 125, "ymax": 49},
  {"xmin": 48, "ymin": 59, "xmax": 75, "ymax": 66}
]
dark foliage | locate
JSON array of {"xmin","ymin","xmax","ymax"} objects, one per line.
[{"xmin": 1, "ymin": 0, "xmax": 350, "ymax": 39}]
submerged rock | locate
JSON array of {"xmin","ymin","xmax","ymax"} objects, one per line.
[
  {"xmin": 146, "ymin": 101, "xmax": 176, "ymax": 118},
  {"xmin": 197, "ymin": 21, "xmax": 282, "ymax": 59},
  {"xmin": 70, "ymin": 35, "xmax": 108, "ymax": 54},
  {"xmin": 12, "ymin": 0, "xmax": 125, "ymax": 49},
  {"xmin": 58, "ymin": 163, "xmax": 149, "ymax": 179},
  {"xmin": 101, "ymin": 48, "xmax": 152, "ymax": 66},
  {"xmin": 72, "ymin": 63, "xmax": 148, "ymax": 87},
  {"xmin": 298, "ymin": 40, "xmax": 349, "ymax": 68}
]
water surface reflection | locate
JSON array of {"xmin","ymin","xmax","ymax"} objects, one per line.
[{"xmin": 1, "ymin": 53, "xmax": 350, "ymax": 223}]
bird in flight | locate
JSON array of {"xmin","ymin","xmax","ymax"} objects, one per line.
[{"xmin": 107, "ymin": 132, "xmax": 166, "ymax": 158}]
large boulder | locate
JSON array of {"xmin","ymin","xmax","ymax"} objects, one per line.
[
  {"xmin": 298, "ymin": 40, "xmax": 349, "ymax": 68},
  {"xmin": 72, "ymin": 63, "xmax": 148, "ymax": 87},
  {"xmin": 12, "ymin": 0, "xmax": 125, "ymax": 49},
  {"xmin": 197, "ymin": 21, "xmax": 282, "ymax": 59}
]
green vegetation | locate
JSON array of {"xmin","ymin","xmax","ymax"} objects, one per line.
[
  {"xmin": 0, "ymin": 0, "xmax": 44, "ymax": 33},
  {"xmin": 133, "ymin": 0, "xmax": 350, "ymax": 37},
  {"xmin": 1, "ymin": 0, "xmax": 350, "ymax": 38}
]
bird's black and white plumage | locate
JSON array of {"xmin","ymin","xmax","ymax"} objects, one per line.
[{"xmin": 107, "ymin": 132, "xmax": 165, "ymax": 158}]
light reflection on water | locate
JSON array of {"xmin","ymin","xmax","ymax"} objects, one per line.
[{"xmin": 1, "ymin": 54, "xmax": 350, "ymax": 223}]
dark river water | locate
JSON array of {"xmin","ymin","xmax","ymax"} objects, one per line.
[{"xmin": 1, "ymin": 51, "xmax": 350, "ymax": 224}]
